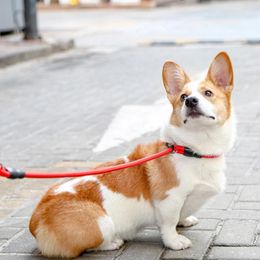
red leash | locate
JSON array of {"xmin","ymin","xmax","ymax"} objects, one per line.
[
  {"xmin": 0, "ymin": 147, "xmax": 173, "ymax": 179},
  {"xmin": 0, "ymin": 144, "xmax": 220, "ymax": 179}
]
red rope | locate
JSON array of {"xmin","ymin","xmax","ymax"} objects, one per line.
[{"xmin": 0, "ymin": 147, "xmax": 173, "ymax": 179}]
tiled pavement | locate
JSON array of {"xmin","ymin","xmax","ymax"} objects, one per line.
[{"xmin": 0, "ymin": 44, "xmax": 260, "ymax": 259}]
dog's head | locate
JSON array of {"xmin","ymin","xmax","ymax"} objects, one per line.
[{"xmin": 162, "ymin": 52, "xmax": 234, "ymax": 128}]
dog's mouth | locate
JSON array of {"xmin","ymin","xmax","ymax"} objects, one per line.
[
  {"xmin": 187, "ymin": 110, "xmax": 204, "ymax": 118},
  {"xmin": 184, "ymin": 109, "xmax": 215, "ymax": 124}
]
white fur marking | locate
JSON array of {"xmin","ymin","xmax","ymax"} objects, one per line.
[
  {"xmin": 97, "ymin": 215, "xmax": 115, "ymax": 246},
  {"xmin": 123, "ymin": 156, "xmax": 129, "ymax": 163},
  {"xmin": 54, "ymin": 176, "xmax": 98, "ymax": 194},
  {"xmin": 182, "ymin": 81, "xmax": 216, "ymax": 123}
]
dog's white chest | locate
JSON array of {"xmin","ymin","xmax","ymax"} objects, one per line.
[
  {"xmin": 169, "ymin": 155, "xmax": 226, "ymax": 219},
  {"xmin": 174, "ymin": 154, "xmax": 226, "ymax": 192}
]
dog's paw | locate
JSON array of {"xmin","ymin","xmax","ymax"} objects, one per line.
[
  {"xmin": 178, "ymin": 216, "xmax": 199, "ymax": 227},
  {"xmin": 113, "ymin": 238, "xmax": 124, "ymax": 249},
  {"xmin": 99, "ymin": 238, "xmax": 124, "ymax": 251},
  {"xmin": 166, "ymin": 234, "xmax": 192, "ymax": 250}
]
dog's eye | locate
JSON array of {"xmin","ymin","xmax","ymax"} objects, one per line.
[
  {"xmin": 180, "ymin": 94, "xmax": 188, "ymax": 102},
  {"xmin": 204, "ymin": 90, "xmax": 213, "ymax": 97}
]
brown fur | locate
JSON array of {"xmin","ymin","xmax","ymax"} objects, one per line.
[
  {"xmin": 30, "ymin": 181, "xmax": 105, "ymax": 257},
  {"xmin": 198, "ymin": 80, "xmax": 231, "ymax": 124},
  {"xmin": 168, "ymin": 88, "xmax": 192, "ymax": 127},
  {"xmin": 204, "ymin": 52, "xmax": 234, "ymax": 123},
  {"xmin": 162, "ymin": 61, "xmax": 191, "ymax": 127},
  {"xmin": 97, "ymin": 158, "xmax": 151, "ymax": 201},
  {"xmin": 97, "ymin": 140, "xmax": 179, "ymax": 200}
]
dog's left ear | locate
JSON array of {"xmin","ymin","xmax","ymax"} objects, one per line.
[
  {"xmin": 206, "ymin": 52, "xmax": 234, "ymax": 92},
  {"xmin": 162, "ymin": 61, "xmax": 190, "ymax": 97}
]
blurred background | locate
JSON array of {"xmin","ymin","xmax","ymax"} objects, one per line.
[{"xmin": 0, "ymin": 1, "xmax": 260, "ymax": 259}]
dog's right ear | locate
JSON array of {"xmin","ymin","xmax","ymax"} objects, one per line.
[{"xmin": 162, "ymin": 61, "xmax": 190, "ymax": 97}]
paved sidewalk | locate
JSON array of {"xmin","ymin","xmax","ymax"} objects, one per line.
[
  {"xmin": 0, "ymin": 34, "xmax": 74, "ymax": 68},
  {"xmin": 0, "ymin": 44, "xmax": 259, "ymax": 259}
]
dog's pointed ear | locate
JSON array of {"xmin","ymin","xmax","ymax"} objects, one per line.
[
  {"xmin": 162, "ymin": 61, "xmax": 190, "ymax": 97},
  {"xmin": 206, "ymin": 52, "xmax": 234, "ymax": 92}
]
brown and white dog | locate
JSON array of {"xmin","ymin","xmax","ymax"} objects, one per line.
[{"xmin": 30, "ymin": 52, "xmax": 235, "ymax": 258}]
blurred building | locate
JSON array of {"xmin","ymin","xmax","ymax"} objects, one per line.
[
  {"xmin": 38, "ymin": 0, "xmax": 191, "ymax": 7},
  {"xmin": 0, "ymin": 0, "xmax": 24, "ymax": 34}
]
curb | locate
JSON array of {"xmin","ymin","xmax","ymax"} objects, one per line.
[
  {"xmin": 141, "ymin": 39, "xmax": 260, "ymax": 47},
  {"xmin": 0, "ymin": 39, "xmax": 74, "ymax": 69}
]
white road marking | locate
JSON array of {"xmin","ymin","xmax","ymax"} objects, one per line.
[{"xmin": 93, "ymin": 98, "xmax": 171, "ymax": 153}]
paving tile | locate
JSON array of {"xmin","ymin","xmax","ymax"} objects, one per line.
[
  {"xmin": 76, "ymin": 256, "xmax": 114, "ymax": 260},
  {"xmin": 231, "ymin": 139, "xmax": 260, "ymax": 157},
  {"xmin": 117, "ymin": 242, "xmax": 163, "ymax": 260},
  {"xmin": 255, "ymin": 235, "xmax": 260, "ymax": 246},
  {"xmin": 0, "ymin": 199, "xmax": 30, "ymax": 210},
  {"xmin": 1, "ymin": 229, "xmax": 37, "ymax": 254},
  {"xmin": 179, "ymin": 219, "xmax": 220, "ymax": 231},
  {"xmin": 9, "ymin": 189, "xmax": 44, "ymax": 200},
  {"xmin": 214, "ymin": 220, "xmax": 257, "ymax": 246},
  {"xmin": 0, "ymin": 209, "xmax": 12, "ymax": 220},
  {"xmin": 0, "ymin": 255, "xmax": 47, "ymax": 260},
  {"xmin": 133, "ymin": 228, "xmax": 162, "ymax": 244},
  {"xmin": 196, "ymin": 209, "xmax": 260, "ymax": 220},
  {"xmin": 228, "ymin": 176, "xmax": 260, "ymax": 185},
  {"xmin": 21, "ymin": 179, "xmax": 58, "ymax": 190},
  {"xmin": 0, "ymin": 240, "xmax": 7, "ymax": 247},
  {"xmin": 226, "ymin": 164, "xmax": 251, "ymax": 177},
  {"xmin": 226, "ymin": 157, "xmax": 255, "ymax": 165},
  {"xmin": 82, "ymin": 245, "xmax": 123, "ymax": 258},
  {"xmin": 207, "ymin": 246, "xmax": 260, "ymax": 260},
  {"xmin": 224, "ymin": 185, "xmax": 239, "ymax": 194},
  {"xmin": 0, "ymin": 217, "xmax": 30, "ymax": 228},
  {"xmin": 0, "ymin": 227, "xmax": 21, "ymax": 240},
  {"xmin": 256, "ymin": 222, "xmax": 260, "ymax": 234},
  {"xmin": 162, "ymin": 231, "xmax": 213, "ymax": 260},
  {"xmin": 12, "ymin": 203, "xmax": 37, "ymax": 218},
  {"xmin": 239, "ymin": 185, "xmax": 260, "ymax": 202},
  {"xmin": 0, "ymin": 180, "xmax": 24, "ymax": 199},
  {"xmin": 233, "ymin": 202, "xmax": 260, "ymax": 210},
  {"xmin": 204, "ymin": 194, "xmax": 234, "ymax": 210}
]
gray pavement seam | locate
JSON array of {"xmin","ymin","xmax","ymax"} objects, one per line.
[{"xmin": 0, "ymin": 229, "xmax": 25, "ymax": 253}]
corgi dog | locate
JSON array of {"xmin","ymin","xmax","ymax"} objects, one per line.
[{"xmin": 29, "ymin": 52, "xmax": 235, "ymax": 258}]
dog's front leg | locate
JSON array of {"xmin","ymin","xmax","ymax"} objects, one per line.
[{"xmin": 154, "ymin": 194, "xmax": 192, "ymax": 250}]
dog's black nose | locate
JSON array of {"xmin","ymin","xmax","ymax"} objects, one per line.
[{"xmin": 185, "ymin": 97, "xmax": 199, "ymax": 108}]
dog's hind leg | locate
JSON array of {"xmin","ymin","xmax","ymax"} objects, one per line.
[{"xmin": 96, "ymin": 215, "xmax": 124, "ymax": 251}]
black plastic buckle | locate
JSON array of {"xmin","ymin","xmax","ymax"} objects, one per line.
[
  {"xmin": 6, "ymin": 167, "xmax": 25, "ymax": 179},
  {"xmin": 183, "ymin": 147, "xmax": 202, "ymax": 158}
]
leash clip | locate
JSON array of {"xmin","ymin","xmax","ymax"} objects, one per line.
[{"xmin": 165, "ymin": 143, "xmax": 176, "ymax": 154}]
